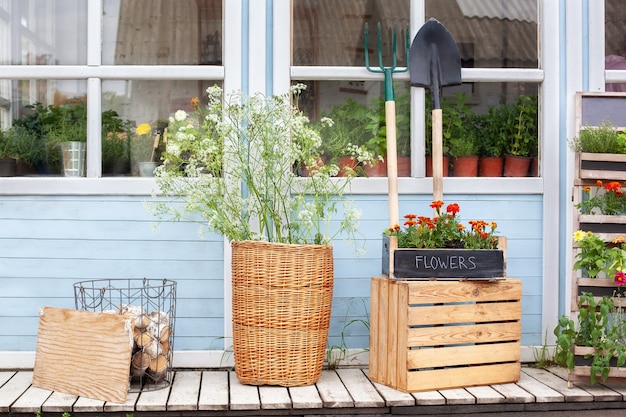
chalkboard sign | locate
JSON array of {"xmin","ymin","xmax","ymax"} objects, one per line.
[
  {"xmin": 392, "ymin": 248, "xmax": 504, "ymax": 279},
  {"xmin": 579, "ymin": 92, "xmax": 626, "ymax": 128},
  {"xmin": 382, "ymin": 235, "xmax": 505, "ymax": 279}
]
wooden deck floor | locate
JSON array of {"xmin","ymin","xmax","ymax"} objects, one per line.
[{"xmin": 3, "ymin": 366, "xmax": 626, "ymax": 416}]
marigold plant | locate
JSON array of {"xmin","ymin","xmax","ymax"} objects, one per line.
[
  {"xmin": 573, "ymin": 230, "xmax": 626, "ymax": 284},
  {"xmin": 577, "ymin": 180, "xmax": 626, "ymax": 215},
  {"xmin": 384, "ymin": 201, "xmax": 499, "ymax": 249}
]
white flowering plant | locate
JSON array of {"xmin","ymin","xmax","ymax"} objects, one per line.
[{"xmin": 150, "ymin": 84, "xmax": 363, "ymax": 247}]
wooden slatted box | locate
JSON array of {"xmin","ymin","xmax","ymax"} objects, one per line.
[{"xmin": 369, "ymin": 277, "xmax": 522, "ymax": 392}]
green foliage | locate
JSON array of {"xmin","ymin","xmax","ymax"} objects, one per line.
[
  {"xmin": 570, "ymin": 121, "xmax": 626, "ymax": 154},
  {"xmin": 101, "ymin": 109, "xmax": 131, "ymax": 165},
  {"xmin": 152, "ymin": 85, "xmax": 363, "ymax": 247},
  {"xmin": 554, "ymin": 293, "xmax": 626, "ymax": 384},
  {"xmin": 503, "ymin": 95, "xmax": 538, "ymax": 156}
]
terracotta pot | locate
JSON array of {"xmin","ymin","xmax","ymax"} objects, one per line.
[
  {"xmin": 451, "ymin": 156, "xmax": 479, "ymax": 177},
  {"xmin": 397, "ymin": 156, "xmax": 411, "ymax": 177},
  {"xmin": 363, "ymin": 158, "xmax": 388, "ymax": 177},
  {"xmin": 336, "ymin": 156, "xmax": 358, "ymax": 177},
  {"xmin": 478, "ymin": 157, "xmax": 504, "ymax": 177},
  {"xmin": 503, "ymin": 155, "xmax": 532, "ymax": 177},
  {"xmin": 425, "ymin": 156, "xmax": 449, "ymax": 177}
]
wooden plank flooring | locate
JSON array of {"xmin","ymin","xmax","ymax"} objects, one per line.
[{"xmin": 2, "ymin": 367, "xmax": 626, "ymax": 415}]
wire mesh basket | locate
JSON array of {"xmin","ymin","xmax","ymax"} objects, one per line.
[{"xmin": 74, "ymin": 278, "xmax": 176, "ymax": 392}]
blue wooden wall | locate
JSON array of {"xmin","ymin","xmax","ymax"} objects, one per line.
[{"xmin": 0, "ymin": 193, "xmax": 542, "ymax": 354}]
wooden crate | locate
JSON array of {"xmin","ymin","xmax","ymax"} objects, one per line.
[
  {"xmin": 369, "ymin": 277, "xmax": 522, "ymax": 392},
  {"xmin": 576, "ymin": 152, "xmax": 626, "ymax": 181}
]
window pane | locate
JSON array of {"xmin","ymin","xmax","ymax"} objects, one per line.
[
  {"xmin": 103, "ymin": 0, "xmax": 223, "ymax": 65},
  {"xmin": 102, "ymin": 80, "xmax": 221, "ymax": 176},
  {"xmin": 0, "ymin": 80, "xmax": 88, "ymax": 176},
  {"xmin": 426, "ymin": 0, "xmax": 538, "ymax": 68},
  {"xmin": 605, "ymin": 0, "xmax": 626, "ymax": 91},
  {"xmin": 0, "ymin": 0, "xmax": 87, "ymax": 65},
  {"xmin": 433, "ymin": 82, "xmax": 539, "ymax": 177},
  {"xmin": 295, "ymin": 80, "xmax": 411, "ymax": 177},
  {"xmin": 293, "ymin": 0, "xmax": 410, "ymax": 66}
]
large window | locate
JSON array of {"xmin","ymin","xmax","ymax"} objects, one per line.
[
  {"xmin": 0, "ymin": 0, "xmax": 224, "ymax": 179},
  {"xmin": 292, "ymin": 0, "xmax": 540, "ymax": 178},
  {"xmin": 605, "ymin": 0, "xmax": 626, "ymax": 91}
]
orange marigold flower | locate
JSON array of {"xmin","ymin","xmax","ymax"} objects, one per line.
[
  {"xmin": 604, "ymin": 181, "xmax": 622, "ymax": 192},
  {"xmin": 404, "ymin": 219, "xmax": 417, "ymax": 227},
  {"xmin": 446, "ymin": 203, "xmax": 460, "ymax": 215},
  {"xmin": 457, "ymin": 224, "xmax": 465, "ymax": 230},
  {"xmin": 480, "ymin": 232, "xmax": 489, "ymax": 239},
  {"xmin": 613, "ymin": 236, "xmax": 625, "ymax": 244},
  {"xmin": 430, "ymin": 200, "xmax": 444, "ymax": 209},
  {"xmin": 490, "ymin": 222, "xmax": 497, "ymax": 229},
  {"xmin": 404, "ymin": 213, "xmax": 417, "ymax": 219},
  {"xmin": 597, "ymin": 180, "xmax": 603, "ymax": 187},
  {"xmin": 582, "ymin": 186, "xmax": 591, "ymax": 192},
  {"xmin": 191, "ymin": 96, "xmax": 201, "ymax": 109}
]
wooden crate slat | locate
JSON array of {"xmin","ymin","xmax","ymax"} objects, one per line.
[
  {"xmin": 407, "ymin": 300, "xmax": 521, "ymax": 325},
  {"xmin": 407, "ymin": 279, "xmax": 522, "ymax": 304},
  {"xmin": 407, "ymin": 342, "xmax": 520, "ymax": 369},
  {"xmin": 579, "ymin": 214, "xmax": 626, "ymax": 224},
  {"xmin": 405, "ymin": 363, "xmax": 520, "ymax": 392},
  {"xmin": 407, "ymin": 322, "xmax": 520, "ymax": 347}
]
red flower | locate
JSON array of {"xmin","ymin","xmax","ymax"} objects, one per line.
[
  {"xmin": 446, "ymin": 203, "xmax": 460, "ymax": 215},
  {"xmin": 404, "ymin": 213, "xmax": 417, "ymax": 220},
  {"xmin": 615, "ymin": 270, "xmax": 626, "ymax": 287},
  {"xmin": 604, "ymin": 181, "xmax": 622, "ymax": 193},
  {"xmin": 430, "ymin": 200, "xmax": 444, "ymax": 209}
]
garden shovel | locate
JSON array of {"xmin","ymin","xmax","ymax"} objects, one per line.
[{"xmin": 410, "ymin": 18, "xmax": 461, "ymax": 202}]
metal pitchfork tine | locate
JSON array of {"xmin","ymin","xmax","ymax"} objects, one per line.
[{"xmin": 364, "ymin": 22, "xmax": 410, "ymax": 229}]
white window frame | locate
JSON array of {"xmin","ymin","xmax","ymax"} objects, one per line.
[
  {"xmin": 0, "ymin": 0, "xmax": 239, "ymax": 195},
  {"xmin": 275, "ymin": 0, "xmax": 560, "ymax": 342}
]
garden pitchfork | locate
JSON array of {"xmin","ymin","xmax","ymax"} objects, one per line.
[{"xmin": 364, "ymin": 22, "xmax": 410, "ymax": 229}]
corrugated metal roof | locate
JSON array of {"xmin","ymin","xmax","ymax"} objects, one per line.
[{"xmin": 456, "ymin": 0, "xmax": 537, "ymax": 24}]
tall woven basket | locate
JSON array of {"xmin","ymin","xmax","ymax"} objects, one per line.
[{"xmin": 231, "ymin": 240, "xmax": 334, "ymax": 386}]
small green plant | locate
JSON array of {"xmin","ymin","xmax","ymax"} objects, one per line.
[
  {"xmin": 325, "ymin": 298, "xmax": 370, "ymax": 369},
  {"xmin": 570, "ymin": 120, "xmax": 626, "ymax": 154},
  {"xmin": 504, "ymin": 95, "xmax": 538, "ymax": 157},
  {"xmin": 532, "ymin": 329, "xmax": 556, "ymax": 368},
  {"xmin": 554, "ymin": 292, "xmax": 626, "ymax": 384}
]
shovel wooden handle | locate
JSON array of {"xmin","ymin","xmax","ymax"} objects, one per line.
[
  {"xmin": 385, "ymin": 100, "xmax": 399, "ymax": 228},
  {"xmin": 432, "ymin": 108, "xmax": 443, "ymax": 204}
]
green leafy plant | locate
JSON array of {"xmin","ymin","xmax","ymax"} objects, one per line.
[
  {"xmin": 150, "ymin": 84, "xmax": 363, "ymax": 247},
  {"xmin": 384, "ymin": 200, "xmax": 499, "ymax": 249},
  {"xmin": 570, "ymin": 121, "xmax": 626, "ymax": 154},
  {"xmin": 102, "ymin": 109, "xmax": 131, "ymax": 171},
  {"xmin": 554, "ymin": 293, "xmax": 626, "ymax": 384},
  {"xmin": 503, "ymin": 95, "xmax": 538, "ymax": 157},
  {"xmin": 573, "ymin": 230, "xmax": 626, "ymax": 279}
]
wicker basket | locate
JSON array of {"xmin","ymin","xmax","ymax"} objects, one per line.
[{"xmin": 231, "ymin": 240, "xmax": 334, "ymax": 386}]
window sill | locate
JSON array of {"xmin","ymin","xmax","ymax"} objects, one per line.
[{"xmin": 0, "ymin": 176, "xmax": 543, "ymax": 196}]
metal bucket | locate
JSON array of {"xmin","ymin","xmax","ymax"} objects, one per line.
[{"xmin": 60, "ymin": 141, "xmax": 86, "ymax": 177}]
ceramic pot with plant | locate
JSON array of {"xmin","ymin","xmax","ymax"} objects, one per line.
[
  {"xmin": 448, "ymin": 113, "xmax": 480, "ymax": 177},
  {"xmin": 150, "ymin": 85, "xmax": 363, "ymax": 386},
  {"xmin": 102, "ymin": 109, "xmax": 131, "ymax": 175},
  {"xmin": 131, "ymin": 123, "xmax": 160, "ymax": 177}
]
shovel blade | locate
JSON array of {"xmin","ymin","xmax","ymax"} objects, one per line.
[{"xmin": 409, "ymin": 18, "xmax": 462, "ymax": 91}]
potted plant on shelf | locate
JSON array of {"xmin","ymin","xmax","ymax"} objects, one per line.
[
  {"xmin": 0, "ymin": 128, "xmax": 17, "ymax": 176},
  {"xmin": 448, "ymin": 111, "xmax": 481, "ymax": 177},
  {"xmin": 149, "ymin": 84, "xmax": 362, "ymax": 387},
  {"xmin": 44, "ymin": 101, "xmax": 88, "ymax": 177},
  {"xmin": 478, "ymin": 107, "xmax": 506, "ymax": 176},
  {"xmin": 131, "ymin": 122, "xmax": 162, "ymax": 177},
  {"xmin": 569, "ymin": 121, "xmax": 626, "ymax": 180},
  {"xmin": 102, "ymin": 109, "xmax": 131, "ymax": 176},
  {"xmin": 382, "ymin": 200, "xmax": 504, "ymax": 278},
  {"xmin": 502, "ymin": 95, "xmax": 538, "ymax": 177},
  {"xmin": 554, "ymin": 229, "xmax": 626, "ymax": 383}
]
